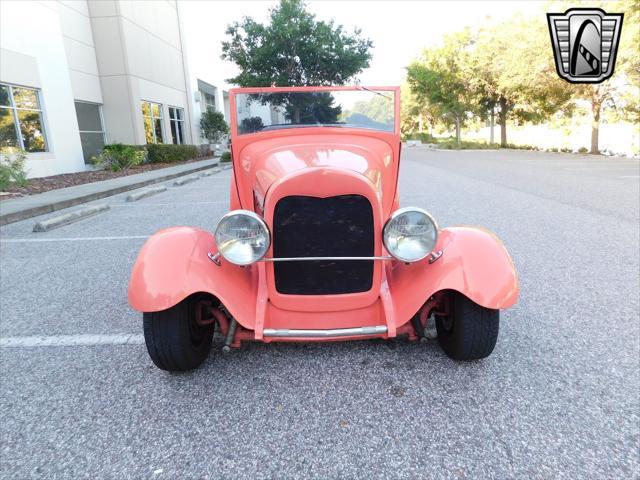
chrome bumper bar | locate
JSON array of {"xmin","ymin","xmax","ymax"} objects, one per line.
[
  {"xmin": 263, "ymin": 325, "xmax": 388, "ymax": 338},
  {"xmin": 262, "ymin": 256, "xmax": 393, "ymax": 262}
]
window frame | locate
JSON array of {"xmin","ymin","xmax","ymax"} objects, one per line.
[
  {"xmin": 75, "ymin": 100, "xmax": 106, "ymax": 139},
  {"xmin": 168, "ymin": 106, "xmax": 185, "ymax": 145},
  {"xmin": 202, "ymin": 92, "xmax": 216, "ymax": 112},
  {"xmin": 0, "ymin": 82, "xmax": 49, "ymax": 152},
  {"xmin": 141, "ymin": 100, "xmax": 164, "ymax": 144},
  {"xmin": 74, "ymin": 100, "xmax": 106, "ymax": 163}
]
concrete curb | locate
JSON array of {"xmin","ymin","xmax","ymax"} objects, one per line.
[
  {"xmin": 33, "ymin": 204, "xmax": 110, "ymax": 232},
  {"xmin": 0, "ymin": 160, "xmax": 217, "ymax": 226},
  {"xmin": 200, "ymin": 167, "xmax": 221, "ymax": 177},
  {"xmin": 221, "ymin": 163, "xmax": 232, "ymax": 170},
  {"xmin": 125, "ymin": 185, "xmax": 167, "ymax": 202},
  {"xmin": 174, "ymin": 175, "xmax": 200, "ymax": 186}
]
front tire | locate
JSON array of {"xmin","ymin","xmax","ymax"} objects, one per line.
[
  {"xmin": 143, "ymin": 296, "xmax": 214, "ymax": 371},
  {"xmin": 435, "ymin": 292, "xmax": 499, "ymax": 360}
]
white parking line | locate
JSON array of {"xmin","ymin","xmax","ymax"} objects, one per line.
[
  {"xmin": 0, "ymin": 333, "xmax": 144, "ymax": 347},
  {"xmin": 0, "ymin": 235, "xmax": 149, "ymax": 243}
]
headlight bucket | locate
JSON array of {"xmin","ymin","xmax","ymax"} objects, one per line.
[
  {"xmin": 214, "ymin": 210, "xmax": 270, "ymax": 265},
  {"xmin": 383, "ymin": 207, "xmax": 439, "ymax": 263}
]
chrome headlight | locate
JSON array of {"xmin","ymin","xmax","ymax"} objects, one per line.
[
  {"xmin": 214, "ymin": 210, "xmax": 270, "ymax": 265},
  {"xmin": 383, "ymin": 207, "xmax": 439, "ymax": 262}
]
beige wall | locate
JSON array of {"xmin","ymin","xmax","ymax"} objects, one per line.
[
  {"xmin": 59, "ymin": 0, "xmax": 102, "ymax": 103},
  {"xmin": 0, "ymin": 1, "xmax": 86, "ymax": 177},
  {"xmin": 88, "ymin": 0, "xmax": 192, "ymax": 145},
  {"xmin": 0, "ymin": 0, "xmax": 201, "ymax": 177}
]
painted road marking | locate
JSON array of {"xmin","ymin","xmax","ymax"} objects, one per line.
[
  {"xmin": 0, "ymin": 235, "xmax": 149, "ymax": 243},
  {"xmin": 0, "ymin": 333, "xmax": 144, "ymax": 347}
]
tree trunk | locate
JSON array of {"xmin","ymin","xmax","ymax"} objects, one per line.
[
  {"xmin": 590, "ymin": 103, "xmax": 601, "ymax": 154},
  {"xmin": 455, "ymin": 114, "xmax": 461, "ymax": 147},
  {"xmin": 499, "ymin": 97, "xmax": 508, "ymax": 147},
  {"xmin": 418, "ymin": 113, "xmax": 424, "ymax": 134},
  {"xmin": 490, "ymin": 107, "xmax": 495, "ymax": 144}
]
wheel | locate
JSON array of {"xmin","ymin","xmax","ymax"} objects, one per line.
[
  {"xmin": 143, "ymin": 296, "xmax": 214, "ymax": 371},
  {"xmin": 435, "ymin": 292, "xmax": 499, "ymax": 360}
]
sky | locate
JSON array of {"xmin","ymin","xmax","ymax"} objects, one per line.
[{"xmin": 180, "ymin": 0, "xmax": 546, "ymax": 91}]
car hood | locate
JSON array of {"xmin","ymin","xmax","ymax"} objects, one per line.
[{"xmin": 236, "ymin": 134, "xmax": 397, "ymax": 211}]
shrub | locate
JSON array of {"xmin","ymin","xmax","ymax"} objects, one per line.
[
  {"xmin": 404, "ymin": 132, "xmax": 436, "ymax": 143},
  {"xmin": 220, "ymin": 151, "xmax": 232, "ymax": 162},
  {"xmin": 0, "ymin": 150, "xmax": 29, "ymax": 190},
  {"xmin": 200, "ymin": 110, "xmax": 229, "ymax": 144},
  {"xmin": 146, "ymin": 144, "xmax": 199, "ymax": 164},
  {"xmin": 197, "ymin": 144, "xmax": 211, "ymax": 158},
  {"xmin": 239, "ymin": 116, "xmax": 264, "ymax": 134},
  {"xmin": 578, "ymin": 147, "xmax": 588, "ymax": 154},
  {"xmin": 92, "ymin": 143, "xmax": 146, "ymax": 171}
]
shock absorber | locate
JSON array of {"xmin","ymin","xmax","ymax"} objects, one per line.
[{"xmin": 222, "ymin": 318, "xmax": 238, "ymax": 353}]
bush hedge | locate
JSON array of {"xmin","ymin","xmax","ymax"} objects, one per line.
[
  {"xmin": 0, "ymin": 150, "xmax": 29, "ymax": 189},
  {"xmin": 220, "ymin": 151, "xmax": 232, "ymax": 162},
  {"xmin": 146, "ymin": 144, "xmax": 199, "ymax": 163},
  {"xmin": 92, "ymin": 144, "xmax": 146, "ymax": 172}
]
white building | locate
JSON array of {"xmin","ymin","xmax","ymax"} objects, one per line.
[{"xmin": 0, "ymin": 0, "xmax": 226, "ymax": 178}]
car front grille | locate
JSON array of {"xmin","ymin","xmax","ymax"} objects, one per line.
[{"xmin": 272, "ymin": 194, "xmax": 374, "ymax": 295}]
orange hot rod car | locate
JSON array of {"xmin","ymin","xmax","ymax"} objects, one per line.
[{"xmin": 128, "ymin": 86, "xmax": 519, "ymax": 371}]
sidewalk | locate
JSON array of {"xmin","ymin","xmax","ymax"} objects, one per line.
[{"xmin": 0, "ymin": 158, "xmax": 219, "ymax": 226}]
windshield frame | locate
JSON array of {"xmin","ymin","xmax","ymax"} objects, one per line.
[{"xmin": 229, "ymin": 86, "xmax": 400, "ymax": 138}]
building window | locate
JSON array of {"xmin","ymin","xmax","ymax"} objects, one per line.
[
  {"xmin": 74, "ymin": 101, "xmax": 105, "ymax": 163},
  {"xmin": 0, "ymin": 83, "xmax": 48, "ymax": 152},
  {"xmin": 141, "ymin": 101, "xmax": 163, "ymax": 144},
  {"xmin": 202, "ymin": 92, "xmax": 216, "ymax": 112},
  {"xmin": 168, "ymin": 107, "xmax": 185, "ymax": 145}
]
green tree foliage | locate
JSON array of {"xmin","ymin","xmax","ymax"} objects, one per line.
[
  {"xmin": 283, "ymin": 92, "xmax": 342, "ymax": 123},
  {"xmin": 239, "ymin": 116, "xmax": 264, "ymax": 134},
  {"xmin": 200, "ymin": 110, "xmax": 229, "ymax": 144},
  {"xmin": 221, "ymin": 0, "xmax": 372, "ymax": 87},
  {"xmin": 406, "ymin": 30, "xmax": 475, "ymax": 146},
  {"xmin": 469, "ymin": 15, "xmax": 573, "ymax": 147},
  {"xmin": 343, "ymin": 95, "xmax": 394, "ymax": 125},
  {"xmin": 406, "ymin": 2, "xmax": 637, "ymax": 152},
  {"xmin": 400, "ymin": 83, "xmax": 436, "ymax": 139},
  {"xmin": 562, "ymin": 0, "xmax": 639, "ymax": 153},
  {"xmin": 616, "ymin": 0, "xmax": 640, "ymax": 125}
]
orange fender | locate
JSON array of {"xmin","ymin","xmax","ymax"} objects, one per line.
[
  {"xmin": 128, "ymin": 227, "xmax": 259, "ymax": 329},
  {"xmin": 387, "ymin": 226, "xmax": 519, "ymax": 324}
]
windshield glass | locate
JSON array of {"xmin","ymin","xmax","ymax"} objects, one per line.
[{"xmin": 234, "ymin": 89, "xmax": 395, "ymax": 135}]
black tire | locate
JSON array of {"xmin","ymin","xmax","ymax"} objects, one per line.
[
  {"xmin": 435, "ymin": 292, "xmax": 499, "ymax": 360},
  {"xmin": 143, "ymin": 296, "xmax": 214, "ymax": 371}
]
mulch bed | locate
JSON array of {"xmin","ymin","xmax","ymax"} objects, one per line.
[{"xmin": 0, "ymin": 159, "xmax": 206, "ymax": 200}]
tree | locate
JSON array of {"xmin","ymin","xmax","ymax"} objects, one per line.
[
  {"xmin": 283, "ymin": 92, "xmax": 341, "ymax": 123},
  {"xmin": 239, "ymin": 116, "xmax": 264, "ymax": 134},
  {"xmin": 222, "ymin": 0, "xmax": 372, "ymax": 87},
  {"xmin": 200, "ymin": 110, "xmax": 229, "ymax": 144},
  {"xmin": 565, "ymin": 0, "xmax": 639, "ymax": 153},
  {"xmin": 400, "ymin": 83, "xmax": 437, "ymax": 139},
  {"xmin": 407, "ymin": 31, "xmax": 476, "ymax": 146},
  {"xmin": 470, "ymin": 15, "xmax": 573, "ymax": 147}
]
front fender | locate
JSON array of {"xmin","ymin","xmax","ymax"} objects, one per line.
[
  {"xmin": 128, "ymin": 227, "xmax": 258, "ymax": 329},
  {"xmin": 388, "ymin": 226, "xmax": 519, "ymax": 323}
]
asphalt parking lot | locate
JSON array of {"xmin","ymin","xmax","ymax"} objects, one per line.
[{"xmin": 1, "ymin": 149, "xmax": 638, "ymax": 479}]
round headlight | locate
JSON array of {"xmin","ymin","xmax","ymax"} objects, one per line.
[
  {"xmin": 214, "ymin": 210, "xmax": 270, "ymax": 265},
  {"xmin": 383, "ymin": 207, "xmax": 439, "ymax": 262}
]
